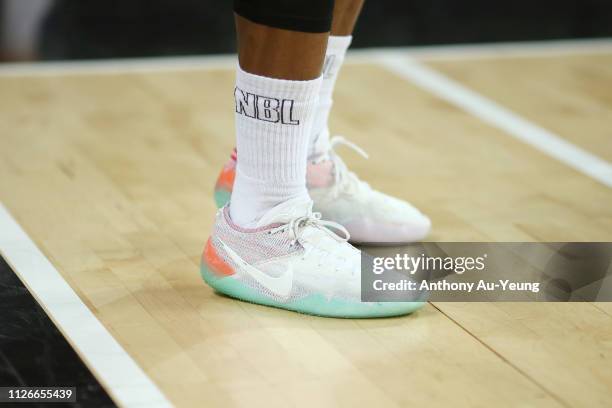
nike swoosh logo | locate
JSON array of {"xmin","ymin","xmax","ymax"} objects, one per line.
[{"xmin": 218, "ymin": 239, "xmax": 293, "ymax": 298}]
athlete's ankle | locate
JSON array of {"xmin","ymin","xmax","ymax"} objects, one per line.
[{"xmin": 230, "ymin": 178, "xmax": 310, "ymax": 228}]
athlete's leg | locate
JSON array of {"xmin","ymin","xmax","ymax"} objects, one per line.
[
  {"xmin": 234, "ymin": 14, "xmax": 327, "ymax": 80},
  {"xmin": 202, "ymin": 0, "xmax": 425, "ymax": 317},
  {"xmin": 213, "ymin": 0, "xmax": 431, "ymax": 244},
  {"xmin": 302, "ymin": 0, "xmax": 432, "ymax": 244},
  {"xmin": 309, "ymin": 0, "xmax": 364, "ymax": 157},
  {"xmin": 230, "ymin": 0, "xmax": 331, "ymax": 227},
  {"xmin": 331, "ymin": 0, "xmax": 365, "ymax": 36}
]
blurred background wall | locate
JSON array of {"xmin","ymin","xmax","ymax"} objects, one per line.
[{"xmin": 1, "ymin": 0, "xmax": 612, "ymax": 62}]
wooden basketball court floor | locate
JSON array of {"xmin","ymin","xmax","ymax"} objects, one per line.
[{"xmin": 1, "ymin": 39, "xmax": 611, "ymax": 407}]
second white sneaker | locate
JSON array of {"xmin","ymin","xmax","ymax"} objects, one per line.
[{"xmin": 214, "ymin": 137, "xmax": 431, "ymax": 244}]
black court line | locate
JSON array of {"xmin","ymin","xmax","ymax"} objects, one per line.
[{"xmin": 0, "ymin": 255, "xmax": 116, "ymax": 408}]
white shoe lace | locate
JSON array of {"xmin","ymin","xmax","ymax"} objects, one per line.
[
  {"xmin": 270, "ymin": 211, "xmax": 350, "ymax": 245},
  {"xmin": 328, "ymin": 136, "xmax": 372, "ymax": 197}
]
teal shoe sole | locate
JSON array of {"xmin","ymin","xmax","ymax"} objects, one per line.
[
  {"xmin": 214, "ymin": 188, "xmax": 231, "ymax": 209},
  {"xmin": 201, "ymin": 263, "xmax": 424, "ymax": 318}
]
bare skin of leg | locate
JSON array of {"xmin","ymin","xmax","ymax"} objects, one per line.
[
  {"xmin": 235, "ymin": 0, "xmax": 364, "ymax": 80},
  {"xmin": 331, "ymin": 0, "xmax": 365, "ymax": 36},
  {"xmin": 235, "ymin": 14, "xmax": 329, "ymax": 81}
]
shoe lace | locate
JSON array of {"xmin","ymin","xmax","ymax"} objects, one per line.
[
  {"xmin": 269, "ymin": 211, "xmax": 350, "ymax": 246},
  {"xmin": 328, "ymin": 136, "xmax": 372, "ymax": 197}
]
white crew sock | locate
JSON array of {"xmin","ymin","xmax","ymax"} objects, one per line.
[
  {"xmin": 308, "ymin": 35, "xmax": 352, "ymax": 159},
  {"xmin": 230, "ymin": 65, "xmax": 322, "ymax": 227}
]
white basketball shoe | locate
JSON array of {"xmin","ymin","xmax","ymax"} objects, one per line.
[
  {"xmin": 214, "ymin": 136, "xmax": 431, "ymax": 244},
  {"xmin": 201, "ymin": 196, "xmax": 425, "ymax": 318}
]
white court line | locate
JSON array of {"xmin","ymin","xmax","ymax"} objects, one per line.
[
  {"xmin": 378, "ymin": 53, "xmax": 612, "ymax": 189},
  {"xmin": 353, "ymin": 37, "xmax": 612, "ymax": 62},
  {"xmin": 0, "ymin": 38, "xmax": 610, "ymax": 76},
  {"xmin": 0, "ymin": 204, "xmax": 173, "ymax": 408},
  {"xmin": 0, "ymin": 54, "xmax": 236, "ymax": 76}
]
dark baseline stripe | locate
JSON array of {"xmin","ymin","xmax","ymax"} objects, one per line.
[{"xmin": 0, "ymin": 255, "xmax": 116, "ymax": 408}]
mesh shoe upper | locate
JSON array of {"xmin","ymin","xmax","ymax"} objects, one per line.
[{"xmin": 207, "ymin": 198, "xmax": 364, "ymax": 303}]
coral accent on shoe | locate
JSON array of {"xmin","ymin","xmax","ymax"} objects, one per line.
[
  {"xmin": 215, "ymin": 159, "xmax": 236, "ymax": 192},
  {"xmin": 203, "ymin": 238, "xmax": 235, "ymax": 276}
]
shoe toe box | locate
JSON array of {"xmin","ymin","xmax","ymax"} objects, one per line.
[{"xmin": 344, "ymin": 193, "xmax": 431, "ymax": 244}]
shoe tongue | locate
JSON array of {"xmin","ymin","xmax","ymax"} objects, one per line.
[{"xmin": 255, "ymin": 196, "xmax": 313, "ymax": 228}]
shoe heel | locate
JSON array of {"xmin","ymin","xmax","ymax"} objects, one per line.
[
  {"xmin": 213, "ymin": 188, "xmax": 231, "ymax": 208},
  {"xmin": 201, "ymin": 238, "xmax": 235, "ymax": 283},
  {"xmin": 200, "ymin": 262, "xmax": 217, "ymax": 286},
  {"xmin": 213, "ymin": 158, "xmax": 235, "ymax": 208}
]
